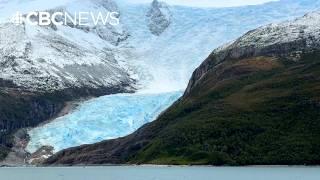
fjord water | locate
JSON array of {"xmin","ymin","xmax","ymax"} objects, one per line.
[
  {"xmin": 1, "ymin": 167, "xmax": 319, "ymax": 180},
  {"xmin": 26, "ymin": 0, "xmax": 320, "ymax": 153}
]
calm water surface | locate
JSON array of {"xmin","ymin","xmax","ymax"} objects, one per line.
[{"xmin": 0, "ymin": 166, "xmax": 319, "ymax": 180}]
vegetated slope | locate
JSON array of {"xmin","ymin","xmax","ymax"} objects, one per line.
[{"xmin": 46, "ymin": 12, "xmax": 320, "ymax": 165}]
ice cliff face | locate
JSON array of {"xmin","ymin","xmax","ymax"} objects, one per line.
[
  {"xmin": 0, "ymin": 0, "xmax": 133, "ymax": 92},
  {"xmin": 26, "ymin": 91, "xmax": 182, "ymax": 153},
  {"xmin": 146, "ymin": 0, "xmax": 171, "ymax": 36}
]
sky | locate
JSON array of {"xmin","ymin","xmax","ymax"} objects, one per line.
[{"xmin": 124, "ymin": 0, "xmax": 280, "ymax": 7}]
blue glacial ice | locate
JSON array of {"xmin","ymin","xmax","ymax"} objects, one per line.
[{"xmin": 26, "ymin": 92, "xmax": 182, "ymax": 153}]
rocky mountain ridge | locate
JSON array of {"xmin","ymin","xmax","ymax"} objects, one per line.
[{"xmin": 186, "ymin": 11, "xmax": 320, "ymax": 95}]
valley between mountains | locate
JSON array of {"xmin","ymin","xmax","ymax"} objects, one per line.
[
  {"xmin": 0, "ymin": 0, "xmax": 320, "ymax": 166},
  {"xmin": 45, "ymin": 10, "xmax": 320, "ymax": 165}
]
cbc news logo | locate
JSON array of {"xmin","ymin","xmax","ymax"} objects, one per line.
[{"xmin": 11, "ymin": 11, "xmax": 120, "ymax": 26}]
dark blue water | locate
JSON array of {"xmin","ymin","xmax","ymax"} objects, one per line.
[{"xmin": 1, "ymin": 166, "xmax": 319, "ymax": 180}]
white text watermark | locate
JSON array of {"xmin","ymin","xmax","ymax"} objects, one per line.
[{"xmin": 11, "ymin": 11, "xmax": 120, "ymax": 26}]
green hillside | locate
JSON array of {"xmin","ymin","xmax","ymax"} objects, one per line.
[{"xmin": 129, "ymin": 53, "xmax": 320, "ymax": 165}]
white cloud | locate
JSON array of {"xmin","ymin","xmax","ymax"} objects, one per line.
[{"xmin": 122, "ymin": 0, "xmax": 279, "ymax": 7}]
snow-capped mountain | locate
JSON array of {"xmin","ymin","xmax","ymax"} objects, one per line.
[
  {"xmin": 186, "ymin": 11, "xmax": 320, "ymax": 95},
  {"xmin": 215, "ymin": 11, "xmax": 320, "ymax": 62},
  {"xmin": 0, "ymin": 0, "xmax": 133, "ymax": 92}
]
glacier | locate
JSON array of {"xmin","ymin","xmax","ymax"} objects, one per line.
[
  {"xmin": 25, "ymin": 0, "xmax": 320, "ymax": 154},
  {"xmin": 26, "ymin": 91, "xmax": 182, "ymax": 153}
]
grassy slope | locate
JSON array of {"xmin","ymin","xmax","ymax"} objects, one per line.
[{"xmin": 128, "ymin": 53, "xmax": 320, "ymax": 165}]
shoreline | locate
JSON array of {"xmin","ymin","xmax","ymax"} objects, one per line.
[{"xmin": 1, "ymin": 164, "xmax": 320, "ymax": 168}]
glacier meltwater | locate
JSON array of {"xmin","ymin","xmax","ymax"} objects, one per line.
[{"xmin": 26, "ymin": 92, "xmax": 182, "ymax": 153}]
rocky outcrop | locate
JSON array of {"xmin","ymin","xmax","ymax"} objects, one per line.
[
  {"xmin": 27, "ymin": 146, "xmax": 54, "ymax": 165},
  {"xmin": 1, "ymin": 129, "xmax": 31, "ymax": 166},
  {"xmin": 146, "ymin": 0, "xmax": 171, "ymax": 36}
]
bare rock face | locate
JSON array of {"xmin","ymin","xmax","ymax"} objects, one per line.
[
  {"xmin": 27, "ymin": 146, "xmax": 54, "ymax": 165},
  {"xmin": 0, "ymin": 129, "xmax": 30, "ymax": 166},
  {"xmin": 146, "ymin": 0, "xmax": 172, "ymax": 36}
]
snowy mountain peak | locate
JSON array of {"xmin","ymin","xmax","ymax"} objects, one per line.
[
  {"xmin": 0, "ymin": 0, "xmax": 134, "ymax": 92},
  {"xmin": 213, "ymin": 11, "xmax": 320, "ymax": 63},
  {"xmin": 300, "ymin": 11, "xmax": 320, "ymax": 20},
  {"xmin": 146, "ymin": 0, "xmax": 171, "ymax": 36}
]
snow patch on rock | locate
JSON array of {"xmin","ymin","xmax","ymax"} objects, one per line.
[
  {"xmin": 213, "ymin": 11, "xmax": 320, "ymax": 62},
  {"xmin": 146, "ymin": 0, "xmax": 171, "ymax": 36}
]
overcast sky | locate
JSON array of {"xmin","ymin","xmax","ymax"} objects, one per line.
[{"xmin": 124, "ymin": 0, "xmax": 279, "ymax": 7}]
